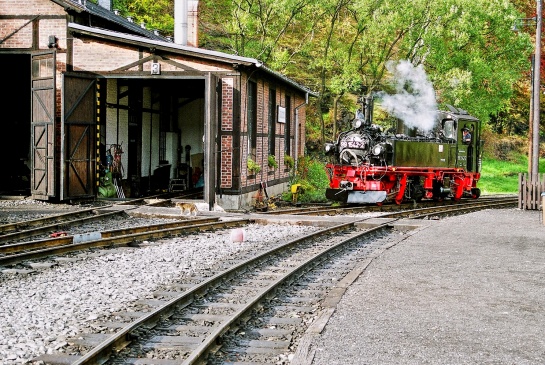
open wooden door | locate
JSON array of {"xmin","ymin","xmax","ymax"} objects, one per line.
[
  {"xmin": 61, "ymin": 75, "xmax": 97, "ymax": 200},
  {"xmin": 31, "ymin": 51, "xmax": 56, "ymax": 199}
]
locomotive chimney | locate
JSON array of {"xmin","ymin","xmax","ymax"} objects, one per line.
[{"xmin": 364, "ymin": 96, "xmax": 374, "ymax": 125}]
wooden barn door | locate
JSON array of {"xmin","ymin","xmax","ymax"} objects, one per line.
[
  {"xmin": 31, "ymin": 51, "xmax": 56, "ymax": 199},
  {"xmin": 61, "ymin": 75, "xmax": 97, "ymax": 200}
]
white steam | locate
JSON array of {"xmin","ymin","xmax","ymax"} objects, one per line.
[{"xmin": 378, "ymin": 60, "xmax": 437, "ymax": 132}]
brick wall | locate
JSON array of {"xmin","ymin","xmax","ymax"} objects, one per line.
[
  {"xmin": 0, "ymin": 0, "xmax": 66, "ymax": 49},
  {"xmin": 0, "ymin": 0, "xmax": 65, "ymax": 15},
  {"xmin": 220, "ymin": 78, "xmax": 234, "ymax": 188},
  {"xmin": 237, "ymin": 73, "xmax": 305, "ymax": 190}
]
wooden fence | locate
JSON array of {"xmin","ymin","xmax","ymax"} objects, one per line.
[{"xmin": 518, "ymin": 173, "xmax": 545, "ymax": 210}]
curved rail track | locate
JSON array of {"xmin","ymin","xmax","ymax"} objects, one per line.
[
  {"xmin": 259, "ymin": 195, "xmax": 518, "ymax": 216},
  {"xmin": 24, "ymin": 197, "xmax": 517, "ymax": 365}
]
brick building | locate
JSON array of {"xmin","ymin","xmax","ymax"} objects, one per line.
[{"xmin": 0, "ymin": 0, "xmax": 315, "ymax": 210}]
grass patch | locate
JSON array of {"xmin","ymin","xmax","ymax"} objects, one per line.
[{"xmin": 479, "ymin": 154, "xmax": 545, "ymax": 194}]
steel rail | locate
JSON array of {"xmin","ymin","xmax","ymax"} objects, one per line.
[
  {"xmin": 0, "ymin": 205, "xmax": 114, "ymax": 234},
  {"xmin": 0, "ymin": 217, "xmax": 221, "ymax": 256},
  {"xmin": 401, "ymin": 200, "xmax": 519, "ymax": 220},
  {"xmin": 181, "ymin": 200, "xmax": 518, "ymax": 364},
  {"xmin": 375, "ymin": 198, "xmax": 517, "ymax": 220},
  {"xmin": 0, "ymin": 218, "xmax": 250, "ymax": 266},
  {"xmin": 274, "ymin": 197, "xmax": 517, "ymax": 217},
  {"xmin": 181, "ymin": 225, "xmax": 388, "ymax": 365},
  {"xmin": 36, "ymin": 200, "xmax": 515, "ymax": 364},
  {"xmin": 70, "ymin": 221, "xmax": 358, "ymax": 365},
  {"xmin": 0, "ymin": 210, "xmax": 127, "ymax": 244}
]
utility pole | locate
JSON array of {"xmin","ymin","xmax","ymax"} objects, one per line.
[{"xmin": 531, "ymin": 0, "xmax": 542, "ymax": 181}]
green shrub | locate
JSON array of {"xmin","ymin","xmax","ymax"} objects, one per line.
[
  {"xmin": 284, "ymin": 155, "xmax": 295, "ymax": 169},
  {"xmin": 247, "ymin": 158, "xmax": 261, "ymax": 174},
  {"xmin": 283, "ymin": 156, "xmax": 330, "ymax": 203},
  {"xmin": 268, "ymin": 155, "xmax": 278, "ymax": 168}
]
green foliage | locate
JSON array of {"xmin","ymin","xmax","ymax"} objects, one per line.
[
  {"xmin": 480, "ymin": 126, "xmax": 528, "ymax": 161},
  {"xmin": 478, "ymin": 128, "xmax": 545, "ymax": 194},
  {"xmin": 112, "ymin": 0, "xmax": 174, "ymax": 35},
  {"xmin": 282, "ymin": 156, "xmax": 330, "ymax": 203},
  {"xmin": 284, "ymin": 155, "xmax": 295, "ymax": 169},
  {"xmin": 425, "ymin": 0, "xmax": 533, "ymax": 121},
  {"xmin": 110, "ymin": 0, "xmax": 536, "ymax": 146},
  {"xmin": 247, "ymin": 158, "xmax": 261, "ymax": 174},
  {"xmin": 268, "ymin": 155, "xmax": 278, "ymax": 168},
  {"xmin": 480, "ymin": 155, "xmax": 530, "ymax": 194}
]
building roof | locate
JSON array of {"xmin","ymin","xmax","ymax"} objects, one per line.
[
  {"xmin": 54, "ymin": 0, "xmax": 166, "ymax": 41},
  {"xmin": 68, "ymin": 22, "xmax": 317, "ymax": 96}
]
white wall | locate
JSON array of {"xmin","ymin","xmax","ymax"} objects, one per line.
[
  {"xmin": 106, "ymin": 79, "xmax": 129, "ymax": 178},
  {"xmin": 178, "ymin": 97, "xmax": 205, "ymax": 170}
]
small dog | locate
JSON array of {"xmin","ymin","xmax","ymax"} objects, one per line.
[{"xmin": 175, "ymin": 202, "xmax": 198, "ymax": 216}]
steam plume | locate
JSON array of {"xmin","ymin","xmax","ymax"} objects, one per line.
[{"xmin": 378, "ymin": 60, "xmax": 437, "ymax": 132}]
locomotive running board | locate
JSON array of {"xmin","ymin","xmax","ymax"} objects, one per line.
[{"xmin": 347, "ymin": 191, "xmax": 387, "ymax": 204}]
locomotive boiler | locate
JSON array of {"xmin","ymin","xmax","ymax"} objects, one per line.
[{"xmin": 325, "ymin": 96, "xmax": 482, "ymax": 205}]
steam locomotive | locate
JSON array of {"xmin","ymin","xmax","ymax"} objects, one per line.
[{"xmin": 325, "ymin": 96, "xmax": 482, "ymax": 205}]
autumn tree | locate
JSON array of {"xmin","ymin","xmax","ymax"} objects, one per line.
[{"xmin": 108, "ymin": 0, "xmax": 533, "ymax": 143}]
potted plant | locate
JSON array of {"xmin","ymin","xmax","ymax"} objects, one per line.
[
  {"xmin": 284, "ymin": 154, "xmax": 295, "ymax": 170},
  {"xmin": 247, "ymin": 158, "xmax": 261, "ymax": 175},
  {"xmin": 268, "ymin": 155, "xmax": 278, "ymax": 169}
]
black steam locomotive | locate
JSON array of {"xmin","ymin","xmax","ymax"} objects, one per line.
[{"xmin": 325, "ymin": 96, "xmax": 482, "ymax": 205}]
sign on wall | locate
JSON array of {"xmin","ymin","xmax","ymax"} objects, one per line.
[{"xmin": 278, "ymin": 106, "xmax": 286, "ymax": 123}]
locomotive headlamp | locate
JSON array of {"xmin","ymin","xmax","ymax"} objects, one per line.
[
  {"xmin": 353, "ymin": 119, "xmax": 363, "ymax": 129},
  {"xmin": 325, "ymin": 143, "xmax": 335, "ymax": 154},
  {"xmin": 373, "ymin": 144, "xmax": 383, "ymax": 156}
]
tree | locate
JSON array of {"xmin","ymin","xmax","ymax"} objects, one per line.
[{"xmin": 108, "ymin": 0, "xmax": 533, "ymax": 141}]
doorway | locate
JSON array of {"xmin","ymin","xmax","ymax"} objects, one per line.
[
  {"xmin": 100, "ymin": 78, "xmax": 206, "ymax": 199},
  {"xmin": 0, "ymin": 54, "xmax": 31, "ymax": 195}
]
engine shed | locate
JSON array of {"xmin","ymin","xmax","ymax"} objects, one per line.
[{"xmin": 0, "ymin": 0, "xmax": 315, "ymax": 210}]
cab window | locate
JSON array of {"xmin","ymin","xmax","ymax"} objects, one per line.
[{"xmin": 442, "ymin": 120, "xmax": 455, "ymax": 139}]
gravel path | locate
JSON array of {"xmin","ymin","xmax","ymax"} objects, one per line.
[
  {"xmin": 311, "ymin": 208, "xmax": 545, "ymax": 365},
  {"xmin": 0, "ymin": 199, "xmax": 320, "ymax": 364}
]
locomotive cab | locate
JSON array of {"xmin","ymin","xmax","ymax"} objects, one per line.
[{"xmin": 439, "ymin": 107, "xmax": 481, "ymax": 175}]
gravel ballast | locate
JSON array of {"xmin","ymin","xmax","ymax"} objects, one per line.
[
  {"xmin": 0, "ymin": 201, "xmax": 320, "ymax": 363},
  {"xmin": 311, "ymin": 208, "xmax": 545, "ymax": 365}
]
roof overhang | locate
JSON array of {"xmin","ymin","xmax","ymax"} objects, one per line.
[{"xmin": 68, "ymin": 23, "xmax": 317, "ymax": 97}]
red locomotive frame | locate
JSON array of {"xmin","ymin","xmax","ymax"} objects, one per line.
[{"xmin": 326, "ymin": 164, "xmax": 480, "ymax": 205}]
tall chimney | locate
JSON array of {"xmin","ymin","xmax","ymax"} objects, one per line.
[
  {"xmin": 98, "ymin": 0, "xmax": 111, "ymax": 11},
  {"xmin": 174, "ymin": 0, "xmax": 188, "ymax": 45},
  {"xmin": 187, "ymin": 1, "xmax": 199, "ymax": 47}
]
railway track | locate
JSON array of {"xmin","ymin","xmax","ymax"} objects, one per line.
[
  {"xmin": 0, "ymin": 216, "xmax": 248, "ymax": 266},
  {"xmin": 28, "ymin": 198, "xmax": 513, "ymax": 365},
  {"xmin": 0, "ymin": 197, "xmax": 202, "ymax": 245},
  {"xmin": 259, "ymin": 195, "xmax": 518, "ymax": 216},
  {"xmin": 0, "ymin": 197, "xmax": 244, "ymax": 266},
  {"xmin": 0, "ymin": 195, "xmax": 516, "ymax": 267}
]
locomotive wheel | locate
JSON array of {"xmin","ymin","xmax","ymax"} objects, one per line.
[
  {"xmin": 411, "ymin": 185, "xmax": 425, "ymax": 202},
  {"xmin": 471, "ymin": 188, "xmax": 481, "ymax": 199}
]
